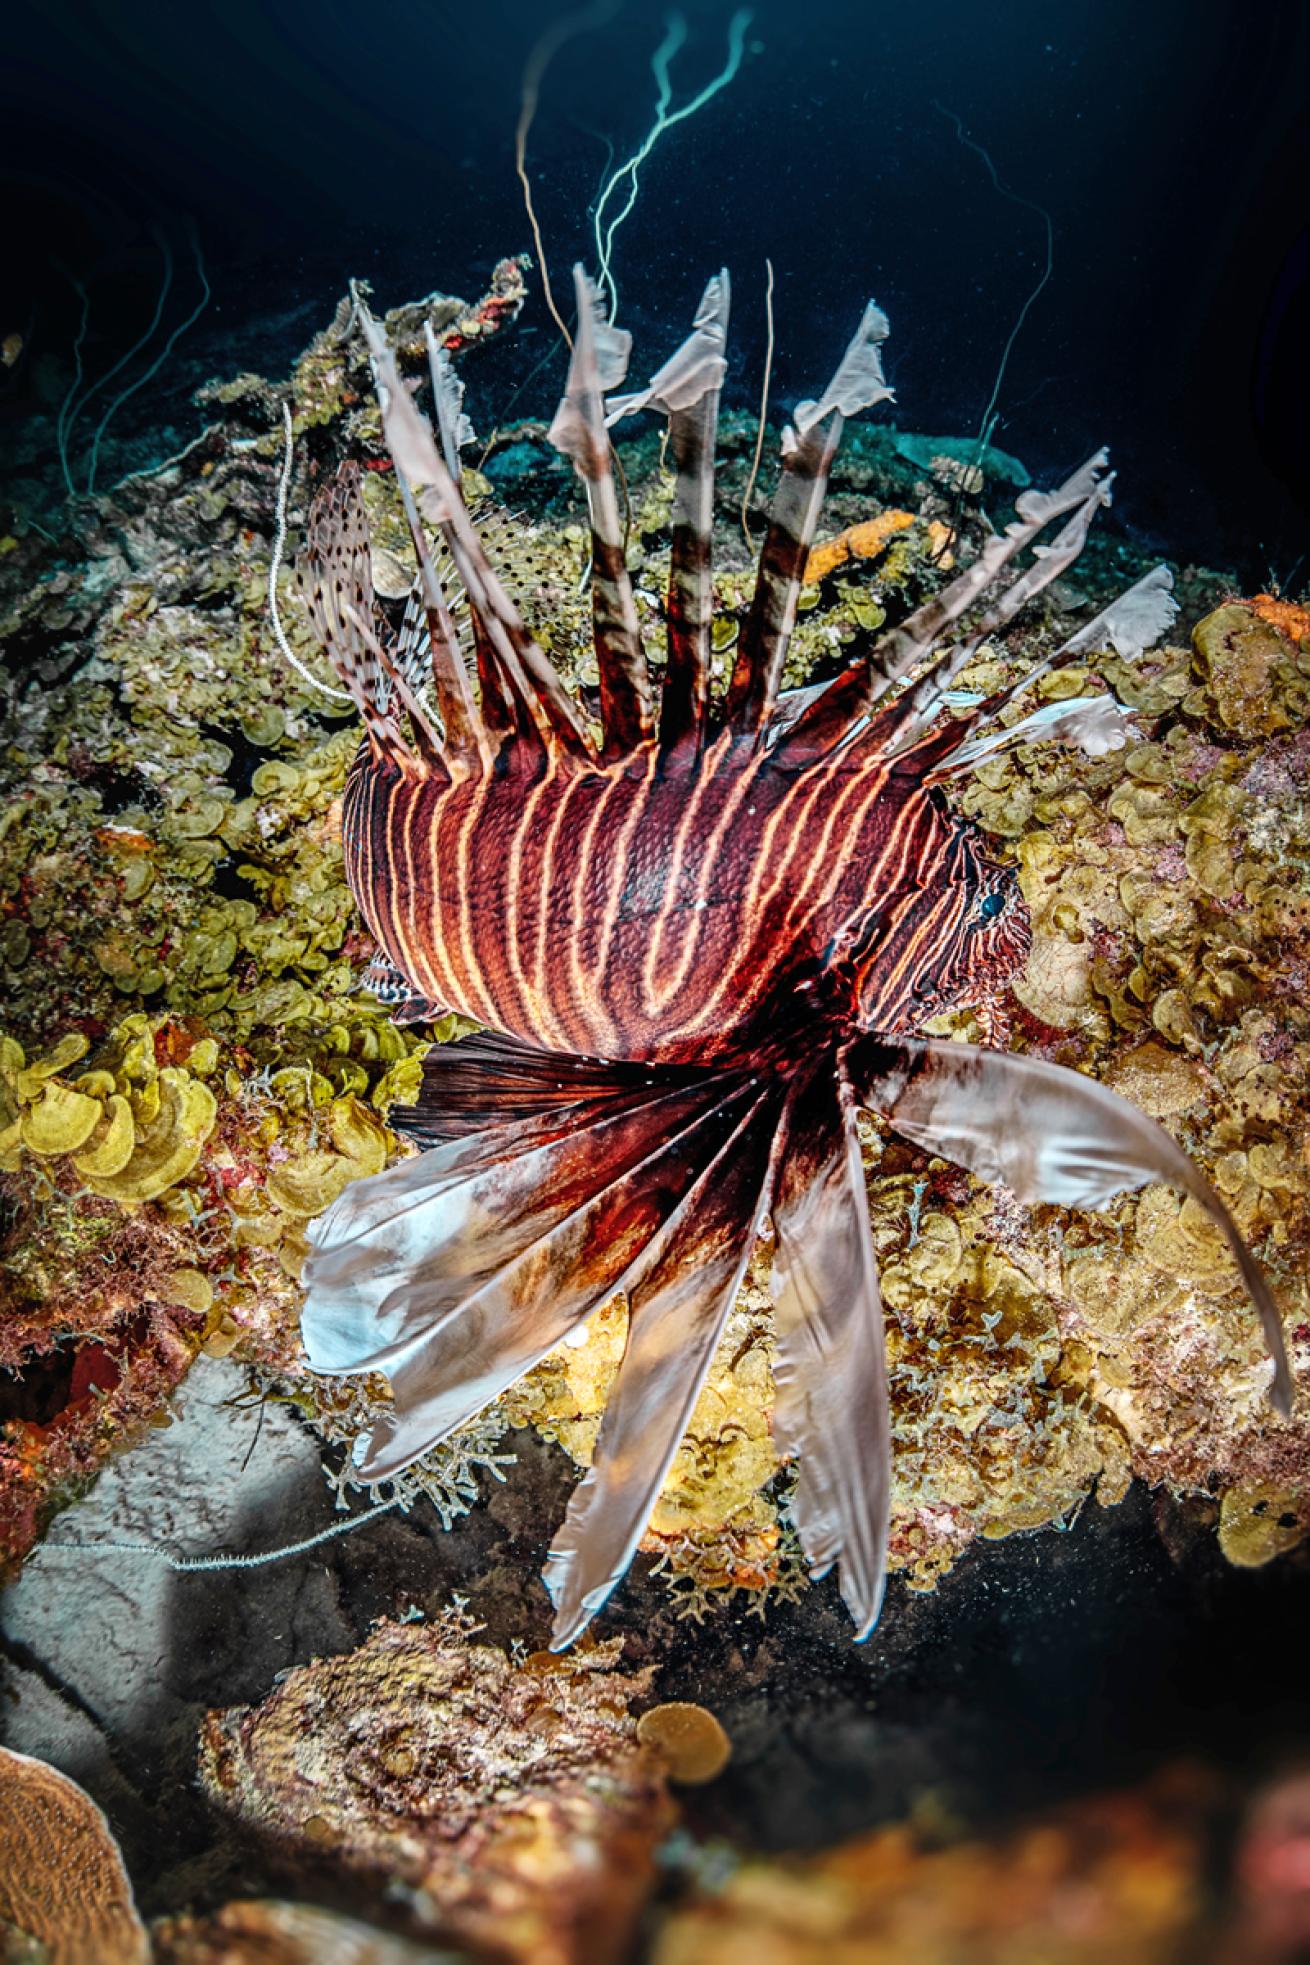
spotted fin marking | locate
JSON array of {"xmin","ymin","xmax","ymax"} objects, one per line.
[
  {"xmin": 356, "ymin": 950, "xmax": 452, "ymax": 1026},
  {"xmin": 548, "ymin": 267, "xmax": 653, "ymax": 757},
  {"xmin": 852, "ymin": 1035, "xmax": 1294, "ymax": 1417},
  {"xmin": 296, "ymin": 465, "xmax": 418, "ymax": 771},
  {"xmin": 770, "ymin": 1055, "xmax": 890, "ymax": 1638}
]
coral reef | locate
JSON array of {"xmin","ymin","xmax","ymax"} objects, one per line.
[
  {"xmin": 1, "ymin": 264, "xmax": 1306, "ymax": 1629},
  {"xmin": 197, "ymin": 1607, "xmax": 674, "ymax": 1964}
]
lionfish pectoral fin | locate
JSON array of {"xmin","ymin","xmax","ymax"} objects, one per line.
[
  {"xmin": 299, "ymin": 1047, "xmax": 772, "ymax": 1528},
  {"xmin": 544, "ymin": 1077, "xmax": 786, "ymax": 1649},
  {"xmin": 391, "ymin": 1027, "xmax": 684, "ymax": 1146},
  {"xmin": 770, "ymin": 1056, "xmax": 890, "ymax": 1639},
  {"xmin": 851, "ymin": 1035, "xmax": 1294, "ymax": 1417}
]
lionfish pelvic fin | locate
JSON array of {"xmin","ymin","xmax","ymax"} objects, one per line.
[{"xmin": 770, "ymin": 1054, "xmax": 891, "ymax": 1638}]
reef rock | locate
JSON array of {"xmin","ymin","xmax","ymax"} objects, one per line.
[{"xmin": 197, "ymin": 1610, "xmax": 674, "ymax": 1964}]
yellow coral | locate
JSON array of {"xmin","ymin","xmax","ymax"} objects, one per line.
[{"xmin": 803, "ymin": 509, "xmax": 916, "ymax": 583}]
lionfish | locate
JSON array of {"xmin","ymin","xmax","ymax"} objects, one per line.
[{"xmin": 296, "ymin": 269, "xmax": 1292, "ymax": 1649}]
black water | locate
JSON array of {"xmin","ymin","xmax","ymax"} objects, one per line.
[{"xmin": 3, "ymin": 0, "xmax": 1307, "ymax": 576}]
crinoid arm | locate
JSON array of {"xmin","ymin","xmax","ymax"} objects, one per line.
[
  {"xmin": 769, "ymin": 1054, "xmax": 891, "ymax": 1639},
  {"xmin": 851, "ymin": 1035, "xmax": 1294, "ymax": 1417}
]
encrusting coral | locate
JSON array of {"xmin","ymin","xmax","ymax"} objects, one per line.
[{"xmin": 1, "ymin": 259, "xmax": 1306, "ymax": 1614}]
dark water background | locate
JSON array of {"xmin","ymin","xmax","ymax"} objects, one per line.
[{"xmin": 2, "ymin": 0, "xmax": 1307, "ymax": 577}]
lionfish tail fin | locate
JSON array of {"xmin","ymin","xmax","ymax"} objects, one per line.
[
  {"xmin": 852, "ymin": 1035, "xmax": 1294, "ymax": 1417},
  {"xmin": 609, "ymin": 270, "xmax": 732, "ymax": 758},
  {"xmin": 726, "ymin": 300, "xmax": 894, "ymax": 738},
  {"xmin": 770, "ymin": 1053, "xmax": 891, "ymax": 1637},
  {"xmin": 548, "ymin": 267, "xmax": 654, "ymax": 756},
  {"xmin": 544, "ymin": 1071, "xmax": 786, "ymax": 1648}
]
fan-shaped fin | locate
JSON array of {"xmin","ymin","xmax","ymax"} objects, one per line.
[
  {"xmin": 852, "ymin": 1035, "xmax": 1294, "ymax": 1417},
  {"xmin": 301, "ymin": 1063, "xmax": 762, "ymax": 1503},
  {"xmin": 393, "ymin": 1028, "xmax": 690, "ymax": 1146},
  {"xmin": 544, "ymin": 1077, "xmax": 784, "ymax": 1648},
  {"xmin": 726, "ymin": 303, "xmax": 893, "ymax": 739},
  {"xmin": 607, "ymin": 272, "xmax": 731, "ymax": 759},
  {"xmin": 770, "ymin": 1057, "xmax": 891, "ymax": 1638},
  {"xmin": 548, "ymin": 267, "xmax": 654, "ymax": 757},
  {"xmin": 296, "ymin": 465, "xmax": 419, "ymax": 772}
]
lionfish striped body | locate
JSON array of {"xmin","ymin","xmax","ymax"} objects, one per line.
[
  {"xmin": 298, "ymin": 269, "xmax": 1292, "ymax": 1649},
  {"xmin": 342, "ymin": 726, "xmax": 1028, "ymax": 1063}
]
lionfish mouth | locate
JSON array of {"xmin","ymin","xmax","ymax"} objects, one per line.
[{"xmin": 290, "ymin": 265, "xmax": 1293, "ymax": 1651}]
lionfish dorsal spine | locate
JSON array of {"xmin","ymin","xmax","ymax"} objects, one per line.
[
  {"xmin": 606, "ymin": 269, "xmax": 733, "ymax": 759},
  {"xmin": 725, "ymin": 300, "xmax": 894, "ymax": 738},
  {"xmin": 549, "ymin": 267, "xmax": 654, "ymax": 758},
  {"xmin": 861, "ymin": 448, "xmax": 1114, "ymax": 712},
  {"xmin": 926, "ymin": 561, "xmax": 1180, "ymax": 774},
  {"xmin": 360, "ymin": 294, "xmax": 594, "ymax": 765}
]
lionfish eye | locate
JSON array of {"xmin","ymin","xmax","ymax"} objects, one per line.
[{"xmin": 977, "ymin": 891, "xmax": 1005, "ymax": 922}]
